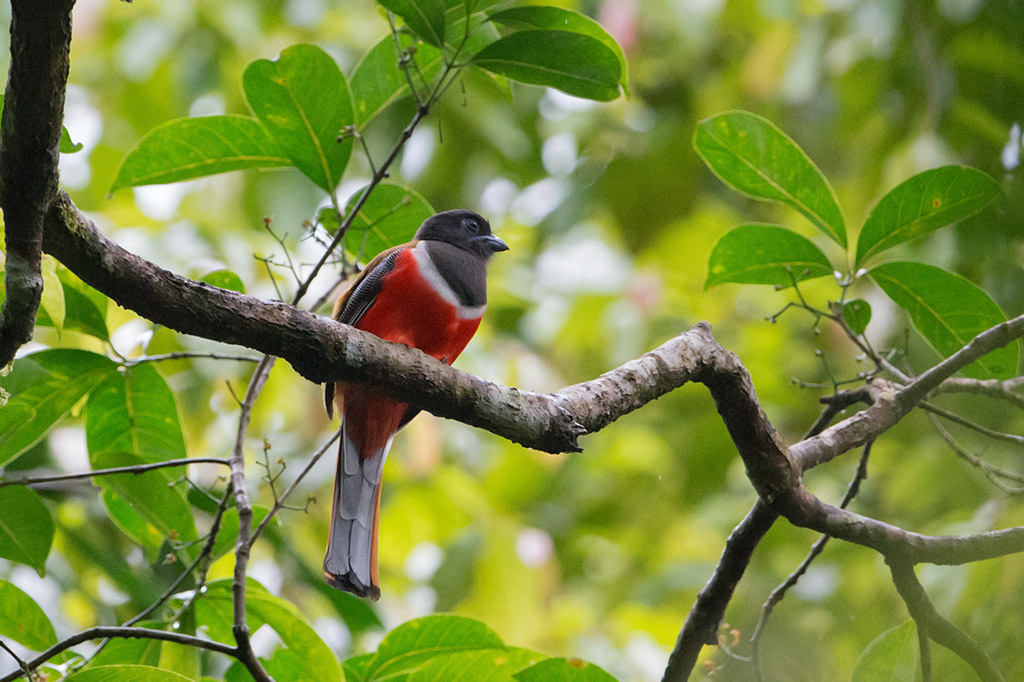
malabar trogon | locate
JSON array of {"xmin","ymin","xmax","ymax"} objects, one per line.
[{"xmin": 322, "ymin": 209, "xmax": 508, "ymax": 599}]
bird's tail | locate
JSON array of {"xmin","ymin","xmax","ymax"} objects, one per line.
[{"xmin": 323, "ymin": 419, "xmax": 393, "ymax": 601}]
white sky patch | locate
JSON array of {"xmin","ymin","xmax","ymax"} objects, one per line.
[
  {"xmin": 401, "ymin": 127, "xmax": 435, "ymax": 181},
  {"xmin": 516, "ymin": 527, "xmax": 554, "ymax": 568},
  {"xmin": 542, "ymin": 132, "xmax": 578, "ymax": 177},
  {"xmin": 133, "ymin": 182, "xmax": 194, "ymax": 221},
  {"xmin": 404, "ymin": 542, "xmax": 444, "ymax": 581},
  {"xmin": 1002, "ymin": 123, "xmax": 1021, "ymax": 171},
  {"xmin": 49, "ymin": 426, "xmax": 90, "ymax": 473},
  {"xmin": 510, "ymin": 177, "xmax": 567, "ymax": 225},
  {"xmin": 189, "ymin": 93, "xmax": 226, "ymax": 117},
  {"xmin": 539, "ymin": 88, "xmax": 596, "ymax": 121},
  {"xmin": 480, "ymin": 177, "xmax": 519, "ymax": 218},
  {"xmin": 536, "ymin": 234, "xmax": 631, "ymax": 294}
]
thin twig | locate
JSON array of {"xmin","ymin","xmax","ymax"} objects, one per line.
[
  {"xmin": 0, "ymin": 627, "xmax": 237, "ymax": 682},
  {"xmin": 919, "ymin": 401, "xmax": 1024, "ymax": 446},
  {"xmin": 0, "ymin": 457, "xmax": 230, "ymax": 489},
  {"xmin": 928, "ymin": 415, "xmax": 1024, "ymax": 493},
  {"xmin": 750, "ymin": 441, "xmax": 873, "ymax": 678},
  {"xmin": 248, "ymin": 429, "xmax": 341, "ymax": 548},
  {"xmin": 123, "ymin": 352, "xmax": 261, "ymax": 365},
  {"xmin": 0, "ymin": 640, "xmax": 31, "ymax": 682}
]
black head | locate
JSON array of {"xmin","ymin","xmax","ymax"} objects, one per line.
[{"xmin": 414, "ymin": 210, "xmax": 509, "ymax": 260}]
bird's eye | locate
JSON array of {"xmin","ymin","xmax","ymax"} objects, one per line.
[{"xmin": 463, "ymin": 218, "xmax": 480, "ymax": 233}]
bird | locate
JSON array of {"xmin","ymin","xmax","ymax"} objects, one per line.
[{"xmin": 322, "ymin": 209, "xmax": 508, "ymax": 599}]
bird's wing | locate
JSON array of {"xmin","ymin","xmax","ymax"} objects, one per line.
[{"xmin": 324, "ymin": 242, "xmax": 416, "ymax": 419}]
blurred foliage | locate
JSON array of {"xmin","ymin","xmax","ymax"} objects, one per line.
[{"xmin": 1, "ymin": 0, "xmax": 1023, "ymax": 680}]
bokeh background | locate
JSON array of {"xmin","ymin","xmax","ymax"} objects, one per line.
[{"xmin": 2, "ymin": 0, "xmax": 1022, "ymax": 679}]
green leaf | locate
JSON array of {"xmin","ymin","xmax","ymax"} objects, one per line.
[
  {"xmin": 91, "ymin": 451, "xmax": 198, "ymax": 547},
  {"xmin": 243, "ymin": 44, "xmax": 354, "ymax": 193},
  {"xmin": 60, "ymin": 125, "xmax": 84, "ymax": 153},
  {"xmin": 110, "ymin": 115, "xmax": 291, "ymax": 192},
  {"xmin": 694, "ymin": 111, "xmax": 846, "ymax": 247},
  {"xmin": 85, "ymin": 363, "xmax": 187, "ymax": 465},
  {"xmin": 200, "ymin": 269, "xmax": 246, "ymax": 294},
  {"xmin": 88, "ymin": 630, "xmax": 163, "ymax": 668},
  {"xmin": 842, "ymin": 299, "xmax": 873, "ymax": 335},
  {"xmin": 379, "ymin": 0, "xmax": 447, "ymax": 47},
  {"xmin": 40, "ymin": 255, "xmax": 66, "ymax": 336},
  {"xmin": 408, "ymin": 647, "xmax": 546, "ymax": 682},
  {"xmin": 472, "ymin": 30, "xmax": 622, "ymax": 102},
  {"xmin": 0, "ymin": 349, "xmax": 114, "ymax": 467},
  {"xmin": 350, "ymin": 35, "xmax": 444, "ymax": 127},
  {"xmin": 68, "ymin": 665, "xmax": 195, "ymax": 682},
  {"xmin": 852, "ymin": 620, "xmax": 918, "ymax": 682},
  {"xmin": 325, "ymin": 182, "xmax": 434, "ymax": 261},
  {"xmin": 359, "ymin": 614, "xmax": 505, "ymax": 680},
  {"xmin": 871, "ymin": 262, "xmax": 1021, "ymax": 379},
  {"xmin": 0, "ymin": 487, "xmax": 54, "ymax": 575},
  {"xmin": 488, "ymin": 6, "xmax": 629, "ymax": 95},
  {"xmin": 705, "ymin": 224, "xmax": 833, "ymax": 288},
  {"xmin": 855, "ymin": 165, "xmax": 1000, "ymax": 266},
  {"xmin": 0, "ymin": 579, "xmax": 57, "ymax": 650},
  {"xmin": 209, "ymin": 506, "xmax": 274, "ymax": 560},
  {"xmin": 197, "ymin": 579, "xmax": 341, "ymax": 682},
  {"xmin": 100, "ymin": 488, "xmax": 166, "ymax": 561},
  {"xmin": 513, "ymin": 657, "xmax": 618, "ymax": 682},
  {"xmin": 58, "ymin": 267, "xmax": 110, "ymax": 341}
]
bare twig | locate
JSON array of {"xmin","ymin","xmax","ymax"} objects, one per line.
[
  {"xmin": 919, "ymin": 400, "xmax": 1024, "ymax": 446},
  {"xmin": 123, "ymin": 352, "xmax": 261, "ymax": 365},
  {"xmin": 0, "ymin": 457, "xmax": 230, "ymax": 489},
  {"xmin": 249, "ymin": 429, "xmax": 341, "ymax": 547},
  {"xmin": 750, "ymin": 442, "xmax": 873, "ymax": 678},
  {"xmin": 0, "ymin": 627, "xmax": 237, "ymax": 682},
  {"xmin": 936, "ymin": 376, "xmax": 1024, "ymax": 410}
]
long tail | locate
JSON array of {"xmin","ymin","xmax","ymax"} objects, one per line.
[{"xmin": 323, "ymin": 420, "xmax": 393, "ymax": 600}]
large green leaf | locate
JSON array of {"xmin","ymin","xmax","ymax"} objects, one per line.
[
  {"xmin": 488, "ymin": 6, "xmax": 628, "ymax": 95},
  {"xmin": 39, "ymin": 255, "xmax": 65, "ymax": 336},
  {"xmin": 357, "ymin": 614, "xmax": 506, "ymax": 681},
  {"xmin": 871, "ymin": 261, "xmax": 1020, "ymax": 379},
  {"xmin": 855, "ymin": 165, "xmax": 1000, "ymax": 266},
  {"xmin": 85, "ymin": 363, "xmax": 187, "ymax": 464},
  {"xmin": 69, "ymin": 665, "xmax": 195, "ymax": 682},
  {"xmin": 694, "ymin": 111, "xmax": 846, "ymax": 247},
  {"xmin": 0, "ymin": 580, "xmax": 57, "ymax": 650},
  {"xmin": 91, "ymin": 451, "xmax": 198, "ymax": 547},
  {"xmin": 243, "ymin": 44, "xmax": 354, "ymax": 193},
  {"xmin": 0, "ymin": 349, "xmax": 114, "ymax": 467},
  {"xmin": 196, "ymin": 579, "xmax": 340, "ymax": 682},
  {"xmin": 705, "ymin": 223, "xmax": 833, "ymax": 288},
  {"xmin": 110, "ymin": 115, "xmax": 291, "ymax": 192},
  {"xmin": 379, "ymin": 0, "xmax": 447, "ymax": 47},
  {"xmin": 471, "ymin": 30, "xmax": 622, "ymax": 102},
  {"xmin": 322, "ymin": 182, "xmax": 434, "ymax": 262},
  {"xmin": 350, "ymin": 34, "xmax": 444, "ymax": 127},
  {"xmin": 0, "ymin": 487, "xmax": 54, "ymax": 575},
  {"xmin": 513, "ymin": 657, "xmax": 618, "ymax": 682},
  {"xmin": 407, "ymin": 647, "xmax": 546, "ymax": 682},
  {"xmin": 851, "ymin": 620, "xmax": 918, "ymax": 682},
  {"xmin": 101, "ymin": 488, "xmax": 167, "ymax": 560}
]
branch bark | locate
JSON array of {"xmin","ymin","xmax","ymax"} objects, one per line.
[{"xmin": 0, "ymin": 0, "xmax": 74, "ymax": 364}]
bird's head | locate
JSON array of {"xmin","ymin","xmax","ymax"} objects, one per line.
[{"xmin": 415, "ymin": 209, "xmax": 509, "ymax": 260}]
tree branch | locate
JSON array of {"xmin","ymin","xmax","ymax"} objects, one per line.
[
  {"xmin": 0, "ymin": 626, "xmax": 238, "ymax": 682},
  {"xmin": 0, "ymin": 457, "xmax": 230, "ymax": 489},
  {"xmin": 0, "ymin": 0, "xmax": 74, "ymax": 364},
  {"xmin": 889, "ymin": 559, "xmax": 1003, "ymax": 682}
]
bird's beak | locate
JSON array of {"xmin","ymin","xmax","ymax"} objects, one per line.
[{"xmin": 473, "ymin": 234, "xmax": 509, "ymax": 253}]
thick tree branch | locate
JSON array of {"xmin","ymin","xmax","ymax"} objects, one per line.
[
  {"xmin": 661, "ymin": 501, "xmax": 777, "ymax": 682},
  {"xmin": 0, "ymin": 0, "xmax": 74, "ymax": 364},
  {"xmin": 889, "ymin": 560, "xmax": 1003, "ymax": 682}
]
